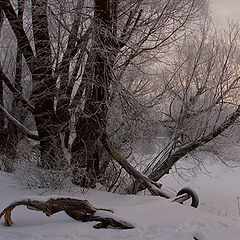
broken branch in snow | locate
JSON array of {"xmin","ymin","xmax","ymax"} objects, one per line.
[
  {"xmin": 102, "ymin": 135, "xmax": 200, "ymax": 208},
  {"xmin": 0, "ymin": 197, "xmax": 134, "ymax": 229},
  {"xmin": 102, "ymin": 134, "xmax": 170, "ymax": 198}
]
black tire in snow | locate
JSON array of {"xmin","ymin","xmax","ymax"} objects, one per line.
[{"xmin": 177, "ymin": 187, "xmax": 199, "ymax": 208}]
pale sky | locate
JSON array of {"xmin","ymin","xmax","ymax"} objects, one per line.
[{"xmin": 211, "ymin": 0, "xmax": 240, "ymax": 22}]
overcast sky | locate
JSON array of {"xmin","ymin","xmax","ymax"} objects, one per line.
[{"xmin": 211, "ymin": 0, "xmax": 240, "ymax": 22}]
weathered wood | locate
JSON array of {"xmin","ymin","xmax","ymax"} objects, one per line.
[
  {"xmin": 0, "ymin": 197, "xmax": 134, "ymax": 229},
  {"xmin": 65, "ymin": 212, "xmax": 134, "ymax": 229},
  {"xmin": 172, "ymin": 193, "xmax": 190, "ymax": 204}
]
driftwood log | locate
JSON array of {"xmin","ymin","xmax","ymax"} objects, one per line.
[{"xmin": 0, "ymin": 197, "xmax": 134, "ymax": 229}]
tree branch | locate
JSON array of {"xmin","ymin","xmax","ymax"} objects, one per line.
[
  {"xmin": 102, "ymin": 134, "xmax": 170, "ymax": 198},
  {"xmin": 0, "ymin": 104, "xmax": 39, "ymax": 140},
  {"xmin": 0, "ymin": 67, "xmax": 35, "ymax": 113},
  {"xmin": 149, "ymin": 105, "xmax": 240, "ymax": 182},
  {"xmin": 130, "ymin": 105, "xmax": 240, "ymax": 194},
  {"xmin": 0, "ymin": 0, "xmax": 35, "ymax": 72}
]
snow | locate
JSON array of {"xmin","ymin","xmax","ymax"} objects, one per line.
[
  {"xmin": 161, "ymin": 161, "xmax": 240, "ymax": 218},
  {"xmin": 1, "ymin": 167, "xmax": 240, "ymax": 240}
]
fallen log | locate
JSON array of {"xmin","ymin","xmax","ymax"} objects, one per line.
[
  {"xmin": 0, "ymin": 197, "xmax": 134, "ymax": 229},
  {"xmin": 102, "ymin": 135, "xmax": 168, "ymax": 198}
]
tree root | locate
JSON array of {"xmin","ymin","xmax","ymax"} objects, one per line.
[{"xmin": 0, "ymin": 197, "xmax": 134, "ymax": 229}]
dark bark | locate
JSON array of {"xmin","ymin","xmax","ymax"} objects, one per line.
[
  {"xmin": 31, "ymin": 0, "xmax": 64, "ymax": 168},
  {"xmin": 70, "ymin": 0, "xmax": 127, "ymax": 187},
  {"xmin": 0, "ymin": 72, "xmax": 3, "ymax": 130},
  {"xmin": 70, "ymin": 0, "xmax": 113, "ymax": 187},
  {"xmin": 0, "ymin": 2, "xmax": 28, "ymax": 172},
  {"xmin": 5, "ymin": 0, "xmax": 27, "ymax": 171},
  {"xmin": 0, "ymin": 0, "xmax": 35, "ymax": 72},
  {"xmin": 1, "ymin": 0, "xmax": 60, "ymax": 168},
  {"xmin": 0, "ymin": 9, "xmax": 5, "ymax": 155},
  {"xmin": 71, "ymin": 99, "xmax": 104, "ymax": 187},
  {"xmin": 0, "ymin": 68, "xmax": 34, "ymax": 113},
  {"xmin": 55, "ymin": 0, "xmax": 85, "ymax": 123}
]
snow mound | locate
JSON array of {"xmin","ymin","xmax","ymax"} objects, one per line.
[{"xmin": 0, "ymin": 171, "xmax": 240, "ymax": 240}]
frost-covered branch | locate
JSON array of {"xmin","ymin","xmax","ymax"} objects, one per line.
[
  {"xmin": 149, "ymin": 105, "xmax": 240, "ymax": 180},
  {"xmin": 0, "ymin": 104, "xmax": 39, "ymax": 140},
  {"xmin": 131, "ymin": 105, "xmax": 240, "ymax": 194},
  {"xmin": 0, "ymin": 67, "xmax": 35, "ymax": 113}
]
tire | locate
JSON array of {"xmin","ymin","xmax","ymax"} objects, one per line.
[{"xmin": 177, "ymin": 187, "xmax": 199, "ymax": 208}]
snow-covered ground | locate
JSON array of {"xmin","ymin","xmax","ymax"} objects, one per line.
[
  {"xmin": 161, "ymin": 161, "xmax": 240, "ymax": 218},
  {"xmin": 1, "ymin": 162, "xmax": 240, "ymax": 240}
]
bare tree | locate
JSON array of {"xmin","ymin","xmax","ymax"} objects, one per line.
[
  {"xmin": 2, "ymin": 0, "xmax": 238, "ymax": 196},
  {"xmin": 127, "ymin": 21, "xmax": 240, "ymax": 194}
]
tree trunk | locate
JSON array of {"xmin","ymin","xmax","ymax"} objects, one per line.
[
  {"xmin": 0, "ymin": 9, "xmax": 5, "ymax": 160},
  {"xmin": 30, "ymin": 0, "xmax": 65, "ymax": 169},
  {"xmin": 70, "ymin": 0, "xmax": 113, "ymax": 187}
]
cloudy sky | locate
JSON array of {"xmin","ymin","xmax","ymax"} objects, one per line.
[{"xmin": 211, "ymin": 0, "xmax": 240, "ymax": 21}]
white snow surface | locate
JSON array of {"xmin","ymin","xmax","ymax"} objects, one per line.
[{"xmin": 1, "ymin": 168, "xmax": 240, "ymax": 240}]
